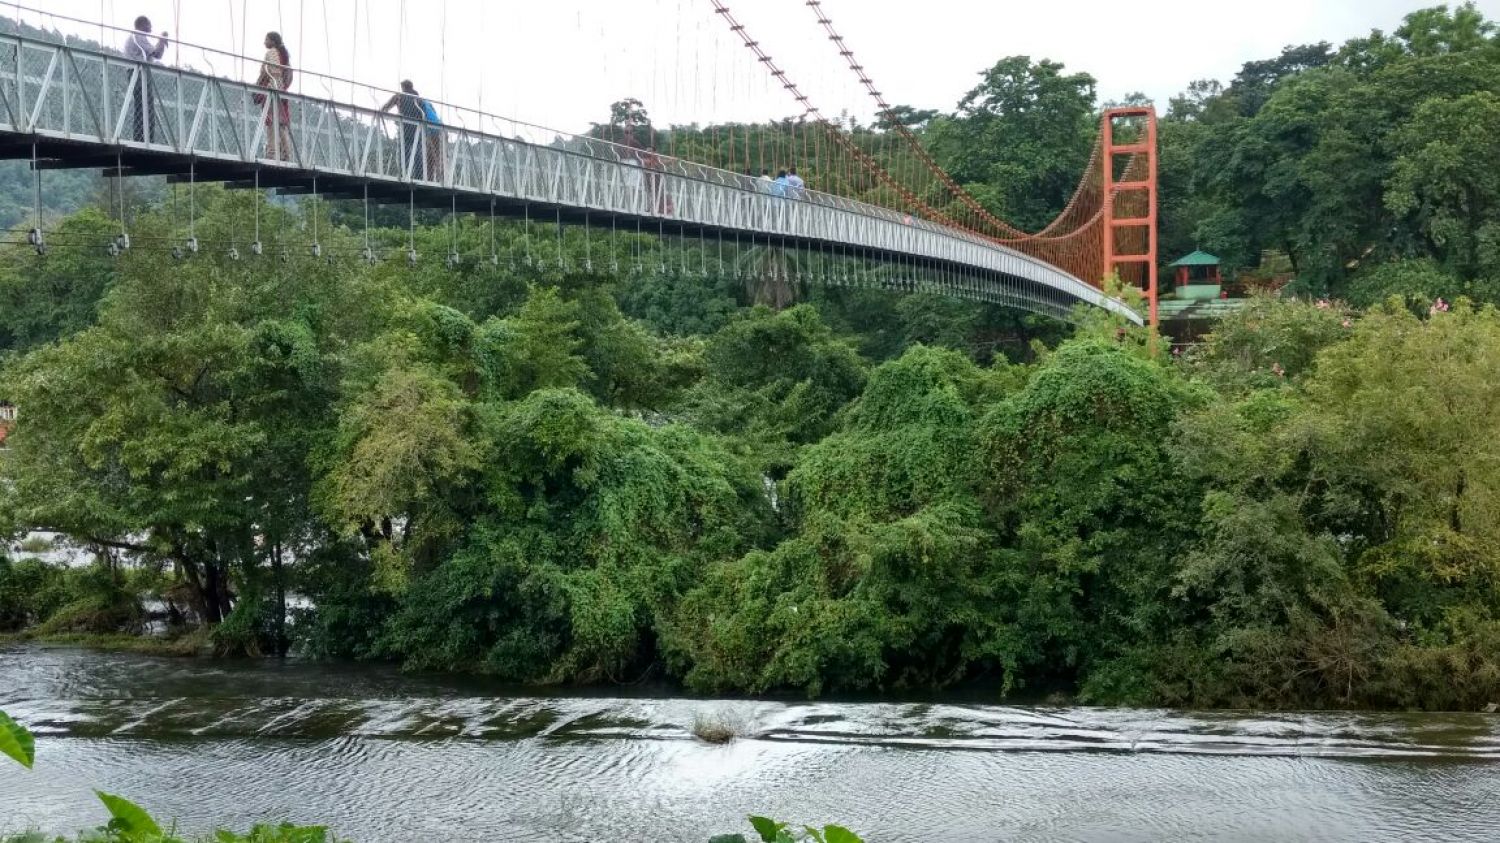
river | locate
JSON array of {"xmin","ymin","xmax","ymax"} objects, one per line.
[{"xmin": 2, "ymin": 645, "xmax": 1498, "ymax": 841}]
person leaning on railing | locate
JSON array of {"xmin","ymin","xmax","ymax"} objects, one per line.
[
  {"xmin": 419, "ymin": 95, "xmax": 446, "ymax": 181},
  {"xmin": 123, "ymin": 16, "xmax": 167, "ymax": 142},
  {"xmin": 380, "ymin": 80, "xmax": 433, "ymax": 180}
]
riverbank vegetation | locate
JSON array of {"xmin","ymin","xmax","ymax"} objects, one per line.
[{"xmin": 3, "ymin": 4, "xmax": 1500, "ymax": 711}]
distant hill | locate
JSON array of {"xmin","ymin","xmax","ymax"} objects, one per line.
[{"xmin": 0, "ymin": 17, "xmax": 118, "ymax": 231}]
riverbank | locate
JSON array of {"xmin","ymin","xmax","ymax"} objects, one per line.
[
  {"xmin": 10, "ymin": 635, "xmax": 1500, "ymax": 714},
  {"xmin": 0, "ymin": 630, "xmax": 211, "ymax": 658}
]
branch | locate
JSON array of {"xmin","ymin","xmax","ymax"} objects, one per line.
[{"xmin": 30, "ymin": 529, "xmax": 155, "ymax": 555}]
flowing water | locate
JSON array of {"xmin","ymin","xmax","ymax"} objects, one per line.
[{"xmin": 2, "ymin": 644, "xmax": 1498, "ymax": 841}]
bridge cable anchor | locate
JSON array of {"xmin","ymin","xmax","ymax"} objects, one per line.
[{"xmin": 310, "ymin": 177, "xmax": 322, "ymax": 259}]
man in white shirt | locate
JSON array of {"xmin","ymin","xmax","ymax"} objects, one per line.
[{"xmin": 123, "ymin": 16, "xmax": 167, "ymax": 142}]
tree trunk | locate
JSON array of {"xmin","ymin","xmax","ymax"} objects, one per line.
[
  {"xmin": 178, "ymin": 556, "xmax": 215, "ymax": 625},
  {"xmin": 201, "ymin": 560, "xmax": 226, "ymax": 624},
  {"xmin": 271, "ymin": 541, "xmax": 288, "ymax": 657},
  {"xmin": 1451, "ymin": 471, "xmax": 1466, "ymax": 534}
]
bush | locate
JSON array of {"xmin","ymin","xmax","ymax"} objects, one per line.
[
  {"xmin": 29, "ymin": 563, "xmax": 143, "ymax": 636},
  {"xmin": 368, "ymin": 389, "xmax": 774, "ymax": 683},
  {"xmin": 210, "ymin": 588, "xmax": 285, "ymax": 657},
  {"xmin": 0, "ymin": 558, "xmax": 76, "ymax": 631},
  {"xmin": 666, "ymin": 347, "xmax": 1016, "ymax": 696},
  {"xmin": 1344, "ymin": 258, "xmax": 1485, "ymax": 310}
]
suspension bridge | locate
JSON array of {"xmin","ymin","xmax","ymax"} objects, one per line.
[{"xmin": 0, "ymin": 2, "xmax": 1156, "ymax": 325}]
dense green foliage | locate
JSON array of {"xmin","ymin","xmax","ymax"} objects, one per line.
[{"xmin": 4, "ymin": 4, "xmax": 1500, "ymax": 712}]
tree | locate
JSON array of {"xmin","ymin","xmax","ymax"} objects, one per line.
[
  {"xmin": 666, "ymin": 346, "xmax": 1014, "ymax": 695},
  {"xmin": 1225, "ymin": 43, "xmax": 1334, "ymax": 116},
  {"xmin": 2, "ymin": 237, "xmax": 357, "ymax": 623},
  {"xmin": 1394, "ymin": 2, "xmax": 1497, "ymax": 56},
  {"xmin": 589, "ymin": 97, "xmax": 655, "ymax": 147},
  {"xmin": 1387, "ymin": 91, "xmax": 1500, "ymax": 279},
  {"xmin": 979, "ymin": 341, "xmax": 1206, "ymax": 692},
  {"xmin": 379, "ymin": 388, "xmax": 773, "ymax": 682},
  {"xmin": 926, "ymin": 56, "xmax": 1097, "ymax": 231},
  {"xmin": 1184, "ymin": 294, "xmax": 1354, "ymax": 393},
  {"xmin": 1166, "ymin": 79, "xmax": 1233, "ymax": 123},
  {"xmin": 0, "ymin": 208, "xmax": 119, "ymax": 353},
  {"xmin": 1302, "ymin": 302, "xmax": 1500, "ymax": 626},
  {"xmin": 688, "ymin": 305, "xmax": 867, "ymax": 464},
  {"xmin": 875, "ymin": 105, "xmax": 939, "ymax": 131},
  {"xmin": 1163, "ymin": 390, "xmax": 1380, "ymax": 708}
]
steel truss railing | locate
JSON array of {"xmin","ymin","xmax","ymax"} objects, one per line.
[{"xmin": 0, "ymin": 32, "xmax": 1141, "ymax": 324}]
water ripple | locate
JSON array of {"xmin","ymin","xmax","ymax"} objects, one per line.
[{"xmin": 6, "ymin": 645, "xmax": 1500, "ymax": 842}]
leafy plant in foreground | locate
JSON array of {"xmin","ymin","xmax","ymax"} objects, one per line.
[
  {"xmin": 0, "ymin": 709, "xmax": 34, "ymax": 769},
  {"xmin": 709, "ymin": 815, "xmax": 863, "ymax": 843}
]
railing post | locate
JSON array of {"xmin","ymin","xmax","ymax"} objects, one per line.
[
  {"xmin": 14, "ymin": 40, "xmax": 23, "ymax": 130},
  {"xmin": 144, "ymin": 65, "xmax": 152, "ymax": 144},
  {"xmin": 61, "ymin": 44, "xmax": 69, "ymax": 132}
]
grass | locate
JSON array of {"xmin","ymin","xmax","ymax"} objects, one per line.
[
  {"xmin": 0, "ymin": 628, "xmax": 211, "ymax": 657},
  {"xmin": 692, "ymin": 709, "xmax": 747, "ymax": 744}
]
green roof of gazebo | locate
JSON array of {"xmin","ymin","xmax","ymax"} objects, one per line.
[{"xmin": 1168, "ymin": 250, "xmax": 1221, "ymax": 268}]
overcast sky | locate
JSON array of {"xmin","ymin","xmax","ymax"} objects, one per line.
[{"xmin": 30, "ymin": 0, "xmax": 1500, "ymax": 134}]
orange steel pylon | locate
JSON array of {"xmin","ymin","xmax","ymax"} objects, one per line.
[{"xmin": 1100, "ymin": 106, "xmax": 1160, "ymax": 325}]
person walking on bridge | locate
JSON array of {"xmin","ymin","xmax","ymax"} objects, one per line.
[
  {"xmin": 640, "ymin": 145, "xmax": 673, "ymax": 215},
  {"xmin": 771, "ymin": 169, "xmax": 789, "ymax": 198},
  {"xmin": 381, "ymin": 80, "xmax": 432, "ymax": 180},
  {"xmin": 255, "ymin": 32, "xmax": 294, "ymax": 161},
  {"xmin": 123, "ymin": 16, "xmax": 167, "ymax": 142},
  {"xmin": 785, "ymin": 166, "xmax": 805, "ymax": 198}
]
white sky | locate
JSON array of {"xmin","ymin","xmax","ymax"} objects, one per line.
[{"xmin": 27, "ymin": 0, "xmax": 1500, "ymax": 135}]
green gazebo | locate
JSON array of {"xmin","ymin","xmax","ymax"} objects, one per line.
[
  {"xmin": 1158, "ymin": 250, "xmax": 1242, "ymax": 332},
  {"xmin": 1169, "ymin": 250, "xmax": 1222, "ymax": 299}
]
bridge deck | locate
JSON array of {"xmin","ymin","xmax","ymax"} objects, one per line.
[{"xmin": 0, "ymin": 33, "xmax": 1140, "ymax": 324}]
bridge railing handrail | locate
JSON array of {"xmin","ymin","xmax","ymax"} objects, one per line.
[
  {"xmin": 0, "ymin": 5, "xmax": 950, "ymax": 229},
  {"xmin": 0, "ymin": 15, "xmax": 1134, "ymax": 319},
  {"xmin": 0, "ymin": 3, "xmax": 809, "ymax": 189}
]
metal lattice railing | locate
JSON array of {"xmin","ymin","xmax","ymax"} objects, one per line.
[{"xmin": 0, "ymin": 30, "xmax": 1140, "ymax": 324}]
